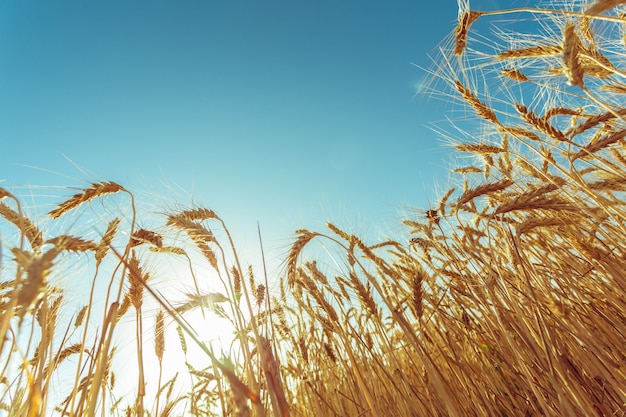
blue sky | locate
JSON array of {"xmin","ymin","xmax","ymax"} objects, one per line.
[{"xmin": 0, "ymin": 0, "xmax": 503, "ymax": 270}]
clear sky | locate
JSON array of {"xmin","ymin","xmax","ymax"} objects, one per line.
[{"xmin": 0, "ymin": 0, "xmax": 504, "ymax": 272}]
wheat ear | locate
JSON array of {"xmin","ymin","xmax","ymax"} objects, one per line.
[
  {"xmin": 287, "ymin": 230, "xmax": 320, "ymax": 289},
  {"xmin": 563, "ymin": 21, "xmax": 585, "ymax": 88},
  {"xmin": 49, "ymin": 181, "xmax": 125, "ymax": 219},
  {"xmin": 454, "ymin": 11, "xmax": 483, "ymax": 55},
  {"xmin": 455, "ymin": 179, "xmax": 514, "ymax": 207},
  {"xmin": 455, "ymin": 81, "xmax": 500, "ymax": 125}
]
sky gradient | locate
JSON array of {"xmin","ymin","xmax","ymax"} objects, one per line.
[{"xmin": 0, "ymin": 0, "xmax": 503, "ymax": 271}]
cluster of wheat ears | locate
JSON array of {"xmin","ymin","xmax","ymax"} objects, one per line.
[{"xmin": 2, "ymin": 1, "xmax": 626, "ymax": 416}]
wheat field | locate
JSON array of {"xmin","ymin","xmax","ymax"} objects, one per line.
[{"xmin": 1, "ymin": 1, "xmax": 626, "ymax": 416}]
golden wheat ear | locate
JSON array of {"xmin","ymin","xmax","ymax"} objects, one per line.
[
  {"xmin": 0, "ymin": 202, "xmax": 43, "ymax": 249},
  {"xmin": 49, "ymin": 181, "xmax": 126, "ymax": 219},
  {"xmin": 562, "ymin": 21, "xmax": 585, "ymax": 88},
  {"xmin": 454, "ymin": 11, "xmax": 483, "ymax": 55},
  {"xmin": 287, "ymin": 230, "xmax": 319, "ymax": 289},
  {"xmin": 455, "ymin": 81, "xmax": 500, "ymax": 125}
]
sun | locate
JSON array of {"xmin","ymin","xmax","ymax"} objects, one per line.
[{"xmin": 109, "ymin": 292, "xmax": 241, "ymax": 414}]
